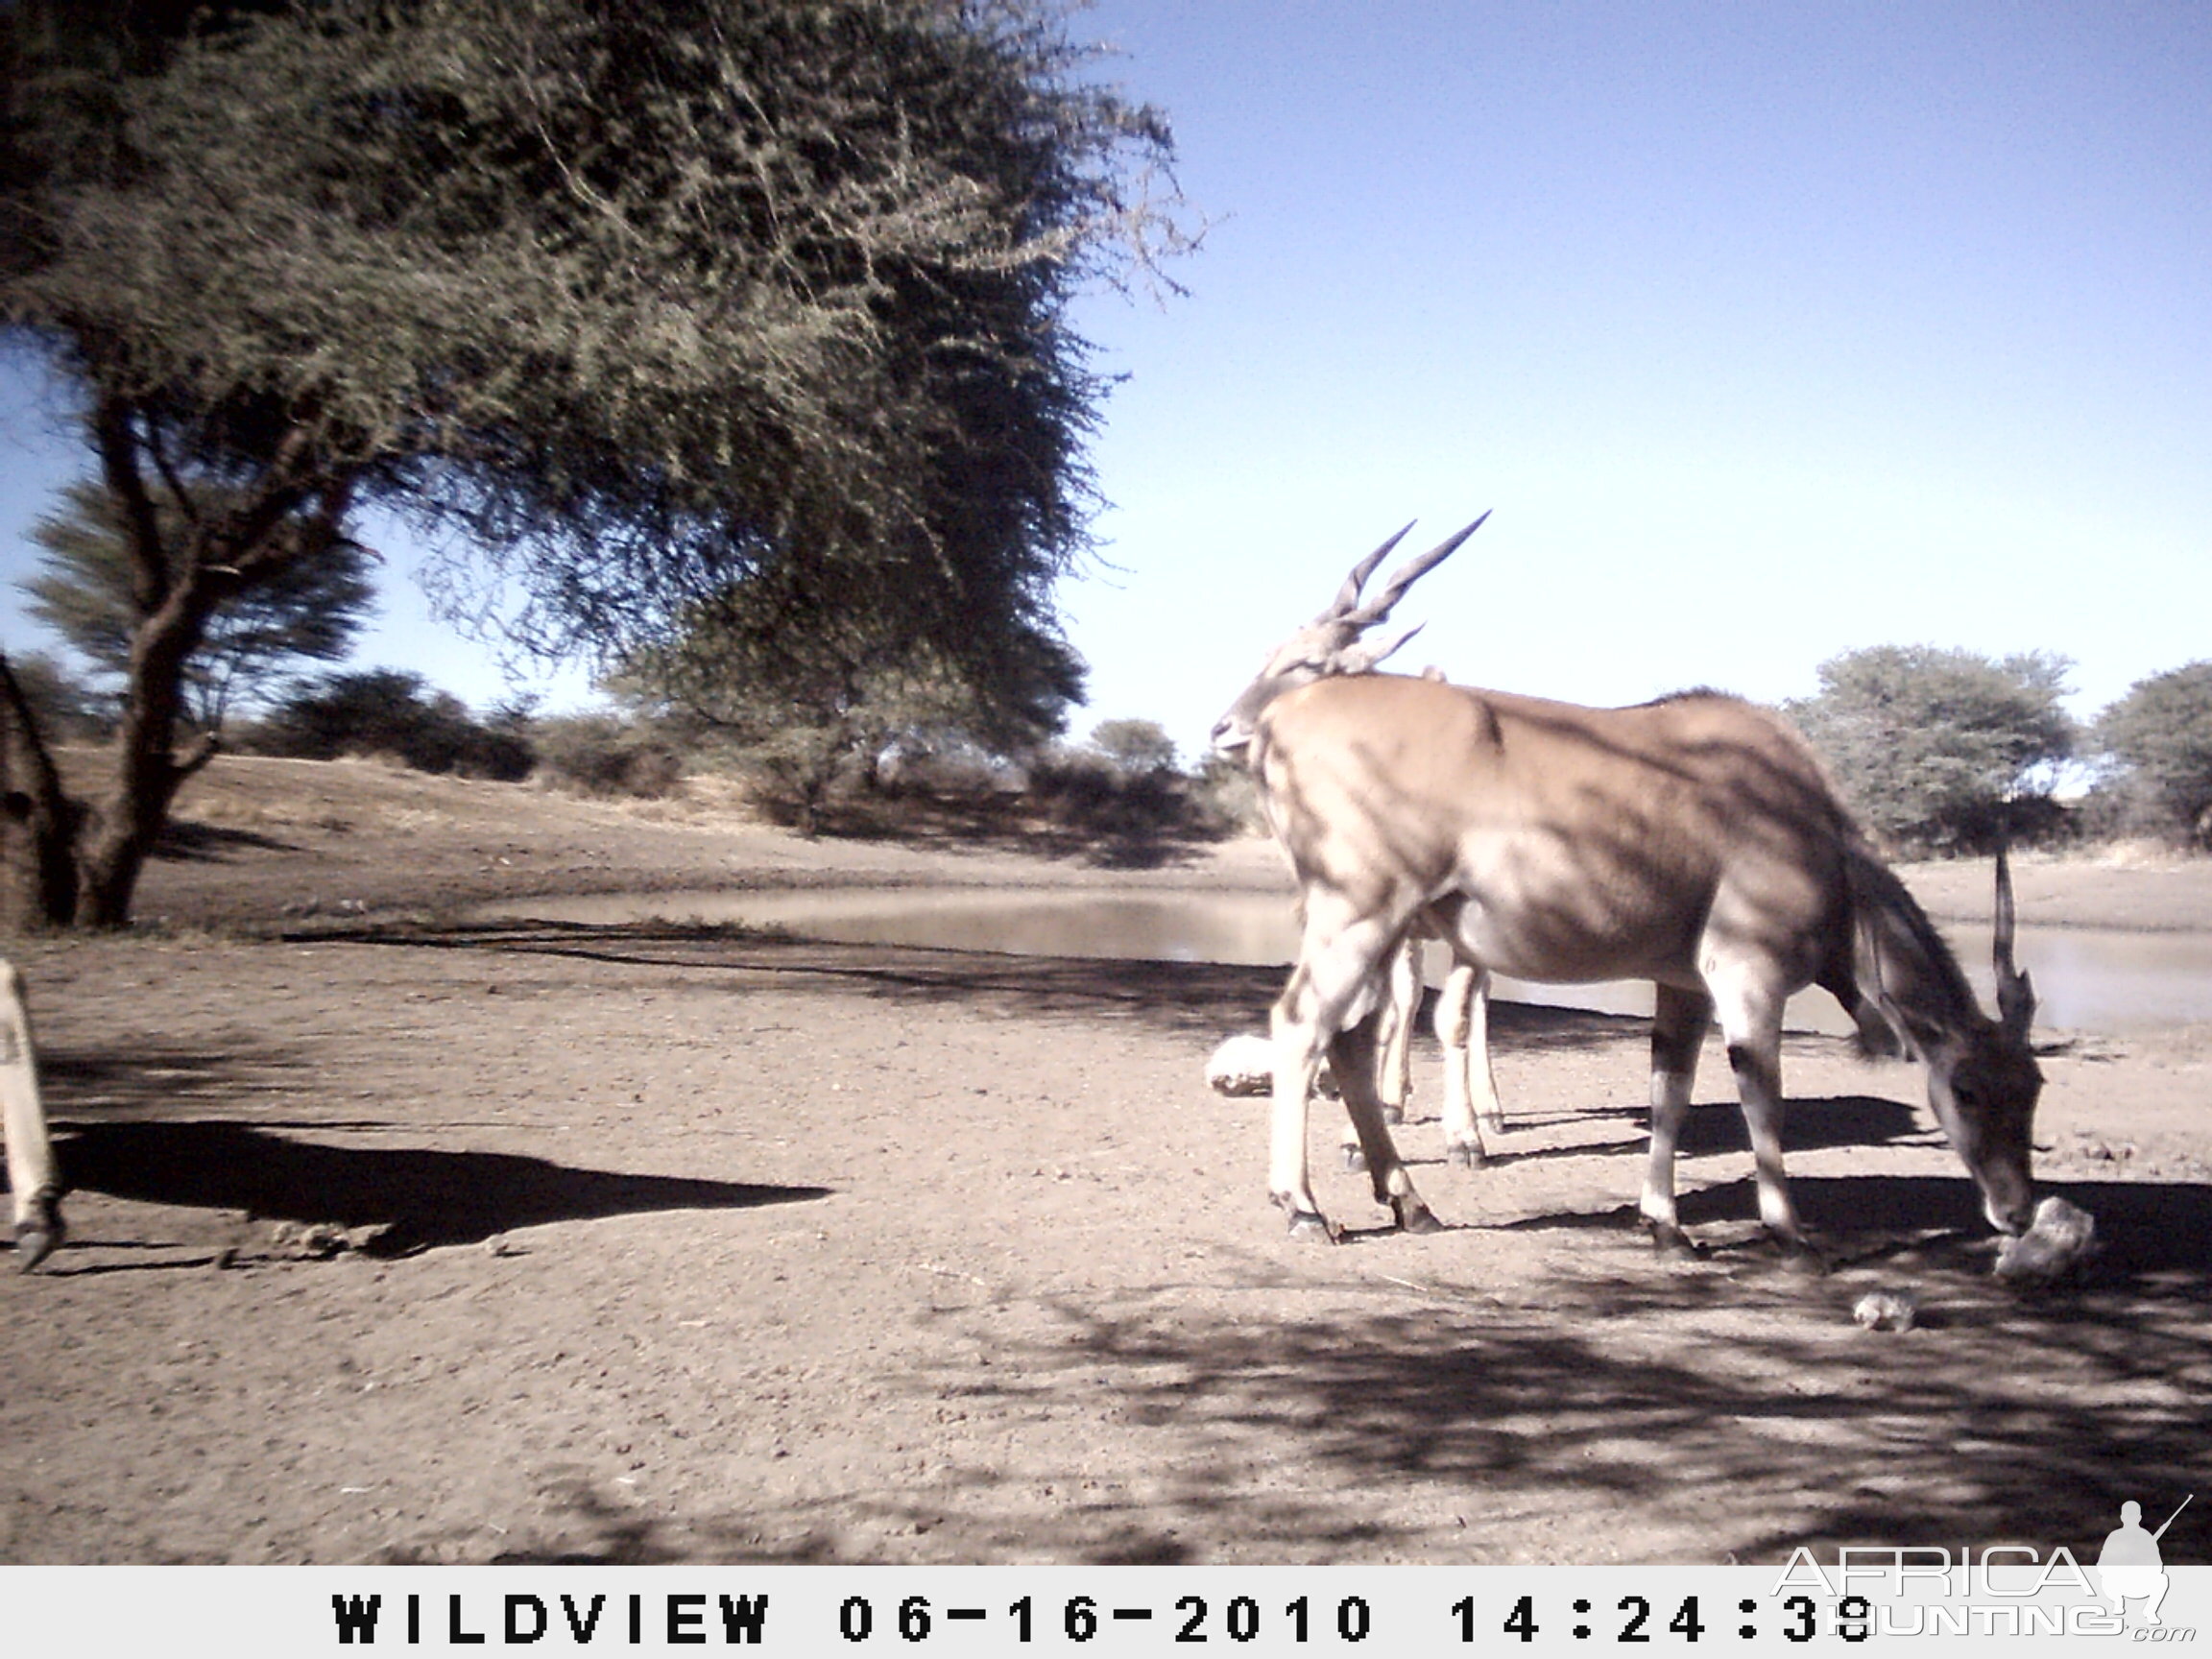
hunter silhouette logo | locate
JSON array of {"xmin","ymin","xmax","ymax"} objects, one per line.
[{"xmin": 2097, "ymin": 1495, "xmax": 2191, "ymax": 1626}]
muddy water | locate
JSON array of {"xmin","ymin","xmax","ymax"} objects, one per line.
[{"xmin": 475, "ymin": 887, "xmax": 2212, "ymax": 1035}]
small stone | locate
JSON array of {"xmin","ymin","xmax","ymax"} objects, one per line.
[{"xmin": 1852, "ymin": 1290, "xmax": 1917, "ymax": 1332}]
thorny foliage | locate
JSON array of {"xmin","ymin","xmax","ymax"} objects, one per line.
[{"xmin": 0, "ymin": 0, "xmax": 1192, "ymax": 922}]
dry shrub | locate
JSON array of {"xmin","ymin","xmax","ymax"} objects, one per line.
[{"xmin": 531, "ymin": 716, "xmax": 685, "ymax": 800}]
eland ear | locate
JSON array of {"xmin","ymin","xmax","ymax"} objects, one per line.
[{"xmin": 1337, "ymin": 620, "xmax": 1424, "ymax": 675}]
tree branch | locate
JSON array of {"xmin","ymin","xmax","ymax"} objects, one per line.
[
  {"xmin": 91, "ymin": 395, "xmax": 171, "ymax": 614},
  {"xmin": 173, "ymin": 729, "xmax": 221, "ymax": 781}
]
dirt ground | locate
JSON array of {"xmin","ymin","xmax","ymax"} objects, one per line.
[{"xmin": 1, "ymin": 756, "xmax": 2207, "ymax": 1565}]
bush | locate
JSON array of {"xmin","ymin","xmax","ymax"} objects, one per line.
[
  {"xmin": 532, "ymin": 715, "xmax": 685, "ymax": 800},
  {"xmin": 1085, "ymin": 718, "xmax": 1179, "ymax": 778},
  {"xmin": 1190, "ymin": 752, "xmax": 1265, "ymax": 836},
  {"xmin": 1027, "ymin": 744, "xmax": 1221, "ymax": 840},
  {"xmin": 2093, "ymin": 662, "xmax": 2212, "ymax": 849},
  {"xmin": 248, "ymin": 670, "xmax": 534, "ymax": 781},
  {"xmin": 1784, "ymin": 645, "xmax": 2074, "ymax": 854}
]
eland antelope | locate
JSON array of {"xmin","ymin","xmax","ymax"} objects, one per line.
[
  {"xmin": 1, "ymin": 960, "xmax": 61, "ymax": 1271},
  {"xmin": 1212, "ymin": 520, "xmax": 2041, "ymax": 1262}
]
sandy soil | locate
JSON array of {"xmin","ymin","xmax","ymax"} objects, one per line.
[{"xmin": 1, "ymin": 756, "xmax": 2207, "ymax": 1564}]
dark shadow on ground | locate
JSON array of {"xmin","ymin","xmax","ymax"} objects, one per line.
[
  {"xmin": 1697, "ymin": 1172, "xmax": 2212, "ymax": 1278},
  {"xmin": 1504, "ymin": 1170, "xmax": 2212, "ymax": 1279},
  {"xmin": 290, "ymin": 920, "xmax": 1658, "ymax": 1053},
  {"xmin": 151, "ymin": 819, "xmax": 298, "ymax": 860},
  {"xmin": 1649, "ymin": 1094, "xmax": 1925, "ymax": 1157},
  {"xmin": 1438, "ymin": 1094, "xmax": 1927, "ymax": 1172},
  {"xmin": 410, "ymin": 1224, "xmax": 2211, "ymax": 1565},
  {"xmin": 54, "ymin": 1119, "xmax": 829, "ymax": 1254}
]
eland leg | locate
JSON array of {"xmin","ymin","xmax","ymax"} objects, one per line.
[
  {"xmin": 1639, "ymin": 982, "xmax": 1712, "ymax": 1260},
  {"xmin": 1, "ymin": 961, "xmax": 62, "ymax": 1272},
  {"xmin": 1329, "ymin": 1016, "xmax": 1441, "ymax": 1234},
  {"xmin": 1341, "ymin": 936, "xmax": 1422, "ymax": 1167},
  {"xmin": 1271, "ymin": 902, "xmax": 1413, "ymax": 1238},
  {"xmin": 1704, "ymin": 964, "xmax": 1821, "ymax": 1272},
  {"xmin": 1437, "ymin": 962, "xmax": 1501, "ymax": 1166},
  {"xmin": 1376, "ymin": 937, "xmax": 1419, "ymax": 1123}
]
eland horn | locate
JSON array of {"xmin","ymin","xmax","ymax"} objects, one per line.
[
  {"xmin": 1342, "ymin": 512, "xmax": 1492, "ymax": 630},
  {"xmin": 1321, "ymin": 523, "xmax": 1415, "ymax": 623},
  {"xmin": 1993, "ymin": 848, "xmax": 2036, "ymax": 1043}
]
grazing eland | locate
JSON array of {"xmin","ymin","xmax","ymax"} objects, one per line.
[
  {"xmin": 1212, "ymin": 519, "xmax": 2041, "ymax": 1263},
  {"xmin": 1, "ymin": 960, "xmax": 61, "ymax": 1271}
]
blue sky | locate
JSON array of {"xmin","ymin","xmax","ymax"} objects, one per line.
[{"xmin": 4, "ymin": 2, "xmax": 2206, "ymax": 758}]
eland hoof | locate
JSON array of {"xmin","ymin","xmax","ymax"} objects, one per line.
[
  {"xmin": 1382, "ymin": 1103, "xmax": 1405, "ymax": 1126},
  {"xmin": 1647, "ymin": 1221, "xmax": 1704, "ymax": 1262},
  {"xmin": 13, "ymin": 1199, "xmax": 62, "ymax": 1274},
  {"xmin": 1286, "ymin": 1209, "xmax": 1340, "ymax": 1243},
  {"xmin": 1392, "ymin": 1197, "xmax": 1444, "ymax": 1236},
  {"xmin": 1446, "ymin": 1142, "xmax": 1487, "ymax": 1170},
  {"xmin": 1341, "ymin": 1144, "xmax": 1368, "ymax": 1173},
  {"xmin": 1778, "ymin": 1238, "xmax": 1830, "ymax": 1277}
]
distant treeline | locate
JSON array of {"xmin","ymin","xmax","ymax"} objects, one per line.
[{"xmin": 13, "ymin": 644, "xmax": 2209, "ymax": 859}]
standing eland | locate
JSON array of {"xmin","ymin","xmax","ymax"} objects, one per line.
[{"xmin": 1212, "ymin": 519, "xmax": 2041, "ymax": 1264}]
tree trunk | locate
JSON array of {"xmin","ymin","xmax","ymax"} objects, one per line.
[
  {"xmin": 1, "ymin": 401, "xmax": 349, "ymax": 930},
  {"xmin": 0, "ymin": 655, "xmax": 83, "ymax": 932},
  {"xmin": 72, "ymin": 590, "xmax": 220, "ymax": 929}
]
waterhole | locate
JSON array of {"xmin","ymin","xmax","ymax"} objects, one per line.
[{"xmin": 473, "ymin": 887, "xmax": 2212, "ymax": 1035}]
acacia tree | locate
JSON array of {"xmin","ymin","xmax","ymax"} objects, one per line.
[
  {"xmin": 1086, "ymin": 717, "xmax": 1178, "ymax": 776},
  {"xmin": 24, "ymin": 478, "xmax": 377, "ymax": 731},
  {"xmin": 613, "ymin": 571, "xmax": 1085, "ymax": 834},
  {"xmin": 0, "ymin": 0, "xmax": 1185, "ymax": 926},
  {"xmin": 2094, "ymin": 661, "xmax": 2212, "ymax": 846},
  {"xmin": 1784, "ymin": 644, "xmax": 2075, "ymax": 854}
]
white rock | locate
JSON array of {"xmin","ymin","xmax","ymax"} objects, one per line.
[
  {"xmin": 1994, "ymin": 1195, "xmax": 2099, "ymax": 1283},
  {"xmin": 1205, "ymin": 1035, "xmax": 1276, "ymax": 1096},
  {"xmin": 1205, "ymin": 1035, "xmax": 1346, "ymax": 1098},
  {"xmin": 1852, "ymin": 1290, "xmax": 1917, "ymax": 1332}
]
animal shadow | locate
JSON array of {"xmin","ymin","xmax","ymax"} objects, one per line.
[
  {"xmin": 1662, "ymin": 1093, "xmax": 1923, "ymax": 1157},
  {"xmin": 54, "ymin": 1119, "xmax": 829, "ymax": 1255},
  {"xmin": 1674, "ymin": 1172, "xmax": 2212, "ymax": 1278}
]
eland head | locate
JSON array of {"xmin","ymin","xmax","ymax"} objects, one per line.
[
  {"xmin": 1920, "ymin": 848, "xmax": 2042, "ymax": 1234},
  {"xmin": 1210, "ymin": 514, "xmax": 1489, "ymax": 756}
]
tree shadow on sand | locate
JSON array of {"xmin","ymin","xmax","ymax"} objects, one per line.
[
  {"xmin": 35, "ymin": 1040, "xmax": 313, "ymax": 1119},
  {"xmin": 873, "ymin": 1177, "xmax": 2208, "ymax": 1563},
  {"xmin": 962, "ymin": 1237, "xmax": 2208, "ymax": 1563},
  {"xmin": 389, "ymin": 1177, "xmax": 2212, "ymax": 1565},
  {"xmin": 297, "ymin": 919, "xmax": 1653, "ymax": 1054}
]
